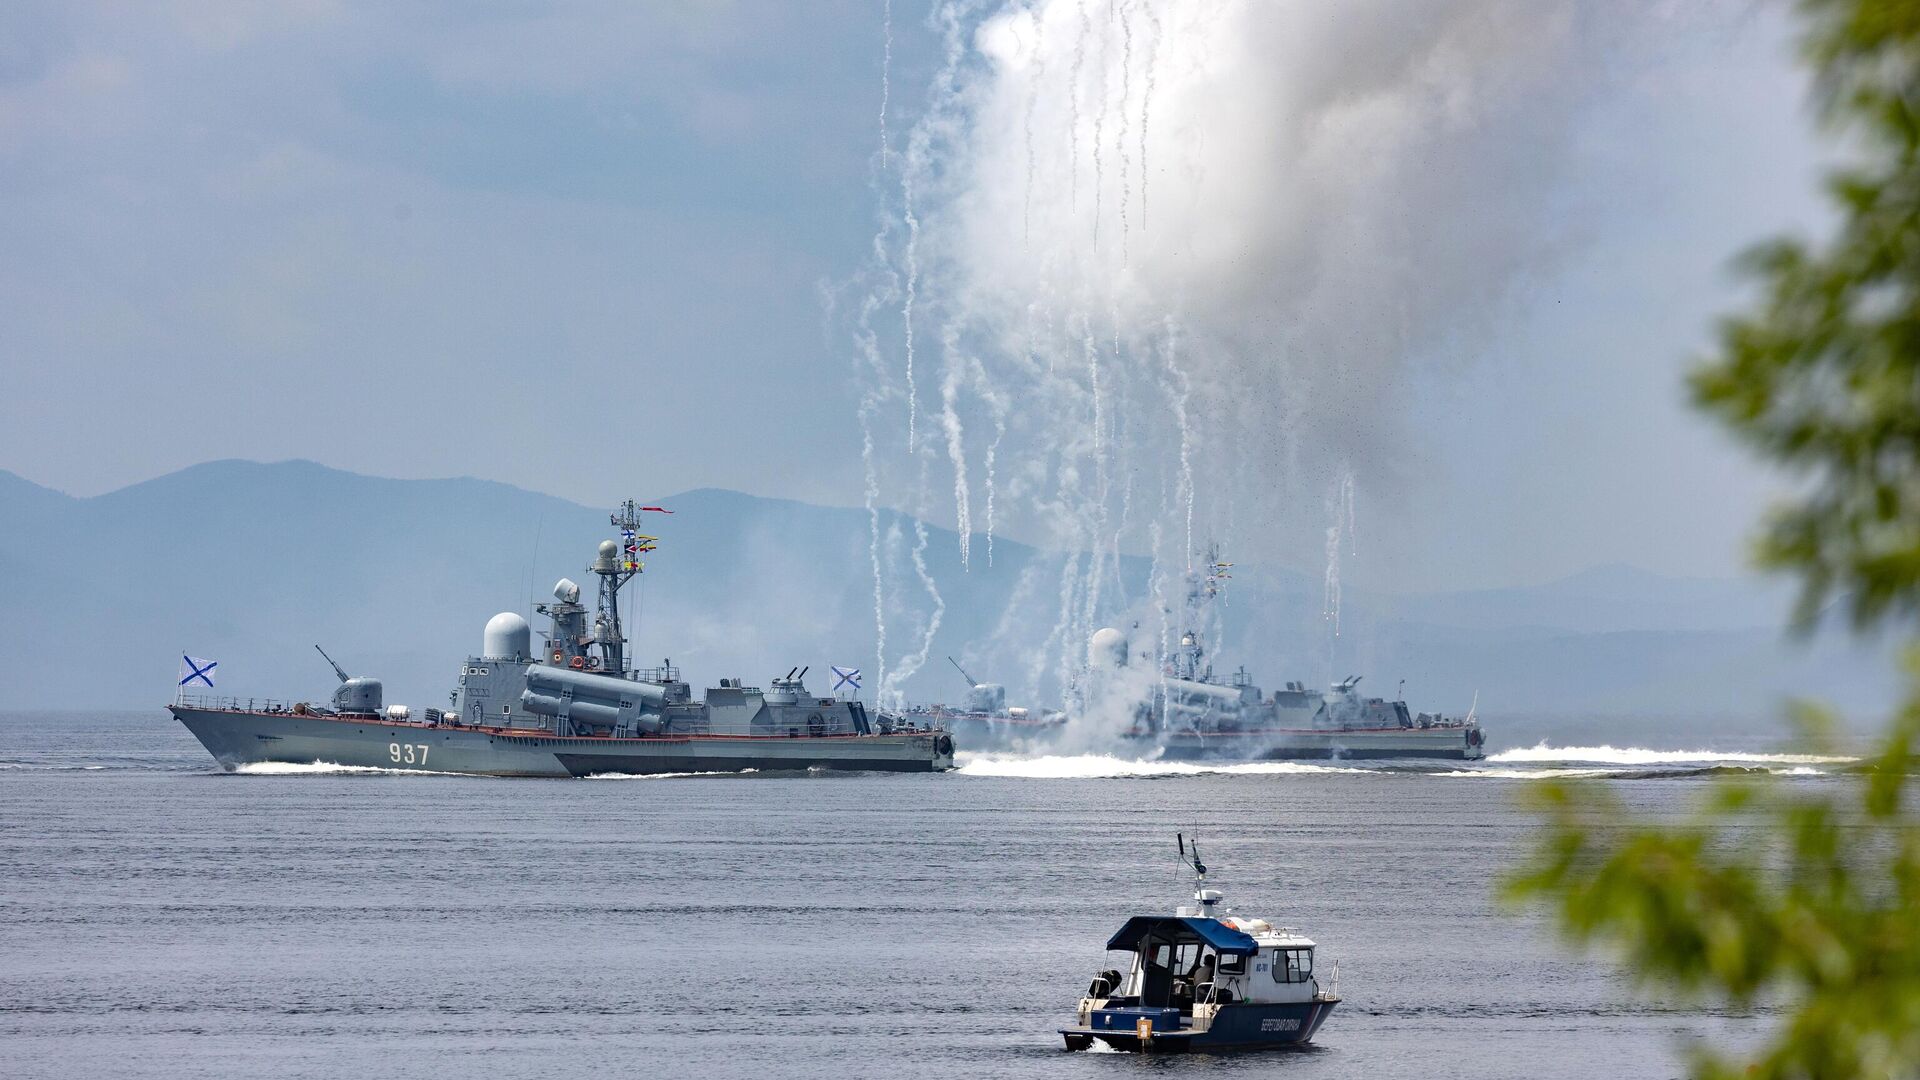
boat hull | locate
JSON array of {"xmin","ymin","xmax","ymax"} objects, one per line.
[
  {"xmin": 1145, "ymin": 726, "xmax": 1484, "ymax": 761},
  {"xmin": 1061, "ymin": 999, "xmax": 1339, "ymax": 1052},
  {"xmin": 170, "ymin": 706, "xmax": 954, "ymax": 776}
]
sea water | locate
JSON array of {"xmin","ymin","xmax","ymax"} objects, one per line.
[{"xmin": 1, "ymin": 712, "xmax": 1812, "ymax": 1079}]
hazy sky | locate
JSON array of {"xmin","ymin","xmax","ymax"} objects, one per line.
[{"xmin": 0, "ymin": 1, "xmax": 1827, "ymax": 592}]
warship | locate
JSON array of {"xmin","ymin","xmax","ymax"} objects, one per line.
[
  {"xmin": 170, "ymin": 501, "xmax": 955, "ymax": 776},
  {"xmin": 1082, "ymin": 555, "xmax": 1484, "ymax": 761},
  {"xmin": 902, "ymin": 657, "xmax": 1067, "ymax": 748}
]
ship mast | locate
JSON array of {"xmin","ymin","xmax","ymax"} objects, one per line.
[
  {"xmin": 594, "ymin": 499, "xmax": 653, "ymax": 677},
  {"xmin": 1171, "ymin": 542, "xmax": 1230, "ymax": 683}
]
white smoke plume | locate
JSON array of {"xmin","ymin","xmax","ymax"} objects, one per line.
[{"xmin": 852, "ymin": 0, "xmax": 1633, "ymax": 708}]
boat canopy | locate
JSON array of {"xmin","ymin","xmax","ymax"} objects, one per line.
[{"xmin": 1104, "ymin": 916, "xmax": 1259, "ymax": 956}]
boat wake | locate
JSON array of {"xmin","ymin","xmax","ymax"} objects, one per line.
[
  {"xmin": 956, "ymin": 753, "xmax": 1371, "ymax": 779},
  {"xmin": 953, "ymin": 746, "xmax": 1852, "ymax": 782},
  {"xmin": 230, "ymin": 761, "xmax": 449, "ymax": 777},
  {"xmin": 1435, "ymin": 764, "xmax": 1830, "ymax": 781},
  {"xmin": 1486, "ymin": 744, "xmax": 1856, "ymax": 767}
]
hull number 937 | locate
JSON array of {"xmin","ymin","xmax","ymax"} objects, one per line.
[{"xmin": 389, "ymin": 743, "xmax": 429, "ymax": 766}]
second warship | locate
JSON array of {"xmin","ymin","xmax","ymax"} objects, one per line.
[
  {"xmin": 1084, "ymin": 555, "xmax": 1484, "ymax": 760},
  {"xmin": 170, "ymin": 501, "xmax": 955, "ymax": 776}
]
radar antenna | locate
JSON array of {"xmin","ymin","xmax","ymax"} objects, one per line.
[{"xmin": 315, "ymin": 645, "xmax": 349, "ymax": 683}]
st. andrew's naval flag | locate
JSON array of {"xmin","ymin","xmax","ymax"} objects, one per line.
[
  {"xmin": 831, "ymin": 665, "xmax": 861, "ymax": 693},
  {"xmin": 178, "ymin": 654, "xmax": 218, "ymax": 689}
]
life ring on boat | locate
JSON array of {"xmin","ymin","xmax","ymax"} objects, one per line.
[
  {"xmin": 552, "ymin": 650, "xmax": 564, "ymax": 664},
  {"xmin": 1469, "ymin": 727, "xmax": 1484, "ymax": 747},
  {"xmin": 587, "ymin": 656, "xmax": 602, "ymax": 671},
  {"xmin": 569, "ymin": 656, "xmax": 586, "ymax": 671},
  {"xmin": 935, "ymin": 734, "xmax": 955, "ymax": 757}
]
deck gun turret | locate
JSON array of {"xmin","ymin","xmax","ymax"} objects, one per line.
[
  {"xmin": 315, "ymin": 645, "xmax": 383, "ymax": 716},
  {"xmin": 947, "ymin": 656, "xmax": 1006, "ymax": 716}
]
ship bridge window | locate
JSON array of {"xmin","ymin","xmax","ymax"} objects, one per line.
[{"xmin": 1271, "ymin": 948, "xmax": 1313, "ymax": 983}]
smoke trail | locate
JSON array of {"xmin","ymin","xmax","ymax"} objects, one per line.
[
  {"xmin": 1023, "ymin": 6, "xmax": 1042, "ymax": 245},
  {"xmin": 1322, "ymin": 467, "xmax": 1354, "ymax": 639},
  {"xmin": 939, "ymin": 324, "xmax": 972, "ymax": 569},
  {"xmin": 1344, "ymin": 467, "xmax": 1358, "ymax": 557},
  {"xmin": 1069, "ymin": 0, "xmax": 1088, "ymax": 214},
  {"xmin": 860, "ymin": 404, "xmax": 888, "ymax": 696},
  {"xmin": 885, "ymin": 455, "xmax": 947, "ymax": 700},
  {"xmin": 1160, "ymin": 317, "xmax": 1194, "ymax": 570},
  {"xmin": 879, "ymin": 0, "xmax": 892, "ymax": 169},
  {"xmin": 1090, "ymin": 1, "xmax": 1107, "ymax": 247},
  {"xmin": 985, "ymin": 415, "xmax": 1003, "ymax": 566},
  {"xmin": 1137, "ymin": 0, "xmax": 1157, "ymax": 233},
  {"xmin": 1116, "ymin": 0, "xmax": 1132, "ymax": 264},
  {"xmin": 1084, "ymin": 313, "xmax": 1104, "ymax": 461},
  {"xmin": 896, "ymin": 0, "xmax": 972, "ymax": 457},
  {"xmin": 901, "ymin": 188, "xmax": 920, "ymax": 454}
]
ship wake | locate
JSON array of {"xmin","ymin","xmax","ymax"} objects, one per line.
[
  {"xmin": 956, "ymin": 752, "xmax": 1371, "ymax": 779},
  {"xmin": 230, "ymin": 761, "xmax": 456, "ymax": 777},
  {"xmin": 1486, "ymin": 744, "xmax": 1856, "ymax": 767}
]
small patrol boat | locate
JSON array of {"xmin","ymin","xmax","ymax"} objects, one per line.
[{"xmin": 1060, "ymin": 835, "xmax": 1339, "ymax": 1053}]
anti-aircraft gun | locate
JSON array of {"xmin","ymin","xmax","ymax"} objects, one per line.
[
  {"xmin": 947, "ymin": 656, "xmax": 1007, "ymax": 716},
  {"xmin": 316, "ymin": 644, "xmax": 385, "ymax": 717}
]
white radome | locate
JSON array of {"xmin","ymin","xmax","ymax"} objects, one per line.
[
  {"xmin": 1089, "ymin": 627, "xmax": 1129, "ymax": 669},
  {"xmin": 483, "ymin": 611, "xmax": 532, "ymax": 660}
]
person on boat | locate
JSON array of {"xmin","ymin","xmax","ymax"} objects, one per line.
[{"xmin": 1193, "ymin": 952, "xmax": 1217, "ymax": 996}]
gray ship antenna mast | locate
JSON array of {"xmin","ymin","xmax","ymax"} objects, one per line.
[
  {"xmin": 1169, "ymin": 542, "xmax": 1231, "ymax": 683},
  {"xmin": 595, "ymin": 499, "xmax": 653, "ymax": 677},
  {"xmin": 315, "ymin": 645, "xmax": 349, "ymax": 683}
]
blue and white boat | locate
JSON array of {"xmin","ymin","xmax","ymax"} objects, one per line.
[{"xmin": 1060, "ymin": 837, "xmax": 1340, "ymax": 1053}]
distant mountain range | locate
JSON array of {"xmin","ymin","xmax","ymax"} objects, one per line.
[{"xmin": 0, "ymin": 460, "xmax": 1899, "ymax": 732}]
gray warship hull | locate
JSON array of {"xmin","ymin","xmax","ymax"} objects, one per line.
[
  {"xmin": 172, "ymin": 705, "xmax": 954, "ymax": 776},
  {"xmin": 1148, "ymin": 725, "xmax": 1484, "ymax": 761}
]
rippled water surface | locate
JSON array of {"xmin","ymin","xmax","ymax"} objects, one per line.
[{"xmin": 2, "ymin": 712, "xmax": 1817, "ymax": 1079}]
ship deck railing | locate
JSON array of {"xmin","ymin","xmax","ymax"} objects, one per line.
[{"xmin": 173, "ymin": 693, "xmax": 307, "ymax": 714}]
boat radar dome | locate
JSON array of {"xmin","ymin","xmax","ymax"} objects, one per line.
[
  {"xmin": 594, "ymin": 540, "xmax": 619, "ymax": 572},
  {"xmin": 483, "ymin": 612, "xmax": 531, "ymax": 660},
  {"xmin": 1089, "ymin": 627, "xmax": 1129, "ymax": 669},
  {"xmin": 553, "ymin": 577, "xmax": 581, "ymax": 604}
]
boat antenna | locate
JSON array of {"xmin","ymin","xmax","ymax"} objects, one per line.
[
  {"xmin": 1178, "ymin": 832, "xmax": 1206, "ymax": 885},
  {"xmin": 314, "ymin": 645, "xmax": 349, "ymax": 683}
]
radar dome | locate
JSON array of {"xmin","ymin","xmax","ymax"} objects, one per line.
[
  {"xmin": 483, "ymin": 612, "xmax": 532, "ymax": 660},
  {"xmin": 1089, "ymin": 627, "xmax": 1129, "ymax": 669},
  {"xmin": 552, "ymin": 577, "xmax": 581, "ymax": 603},
  {"xmin": 595, "ymin": 540, "xmax": 619, "ymax": 571}
]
